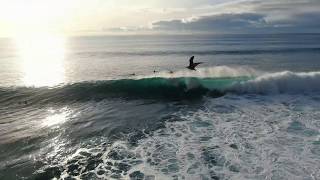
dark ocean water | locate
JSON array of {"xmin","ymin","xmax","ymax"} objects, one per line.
[{"xmin": 1, "ymin": 34, "xmax": 320, "ymax": 180}]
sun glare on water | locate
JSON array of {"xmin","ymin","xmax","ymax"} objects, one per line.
[
  {"xmin": 15, "ymin": 34, "xmax": 66, "ymax": 87},
  {"xmin": 42, "ymin": 107, "xmax": 70, "ymax": 128}
]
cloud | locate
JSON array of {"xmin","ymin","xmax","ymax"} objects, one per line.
[
  {"xmin": 151, "ymin": 13, "xmax": 267, "ymax": 33},
  {"xmin": 105, "ymin": 0, "xmax": 320, "ymax": 34},
  {"xmin": 149, "ymin": 0, "xmax": 320, "ymax": 33}
]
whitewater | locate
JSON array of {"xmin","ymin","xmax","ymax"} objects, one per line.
[{"xmin": 1, "ymin": 34, "xmax": 320, "ymax": 180}]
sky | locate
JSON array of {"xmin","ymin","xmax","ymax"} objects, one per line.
[{"xmin": 0, "ymin": 0, "xmax": 319, "ymax": 37}]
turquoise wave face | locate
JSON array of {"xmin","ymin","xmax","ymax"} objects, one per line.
[{"xmin": 0, "ymin": 77, "xmax": 251, "ymax": 104}]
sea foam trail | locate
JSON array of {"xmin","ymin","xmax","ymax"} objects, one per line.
[{"xmin": 232, "ymin": 71, "xmax": 320, "ymax": 94}]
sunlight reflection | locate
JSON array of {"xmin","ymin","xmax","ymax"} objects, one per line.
[
  {"xmin": 15, "ymin": 34, "xmax": 66, "ymax": 87},
  {"xmin": 43, "ymin": 107, "xmax": 70, "ymax": 128}
]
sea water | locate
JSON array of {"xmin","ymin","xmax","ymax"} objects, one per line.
[{"xmin": 0, "ymin": 34, "xmax": 320, "ymax": 179}]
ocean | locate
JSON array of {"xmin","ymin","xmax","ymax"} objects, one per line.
[{"xmin": 0, "ymin": 34, "xmax": 320, "ymax": 180}]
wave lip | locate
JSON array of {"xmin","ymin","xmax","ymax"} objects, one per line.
[{"xmin": 232, "ymin": 71, "xmax": 320, "ymax": 94}]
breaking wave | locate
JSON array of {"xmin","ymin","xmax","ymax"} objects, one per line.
[
  {"xmin": 1, "ymin": 71, "xmax": 320, "ymax": 104},
  {"xmin": 233, "ymin": 71, "xmax": 320, "ymax": 94}
]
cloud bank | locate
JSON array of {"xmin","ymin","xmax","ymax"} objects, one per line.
[
  {"xmin": 107, "ymin": 0, "xmax": 320, "ymax": 34},
  {"xmin": 151, "ymin": 13, "xmax": 267, "ymax": 33}
]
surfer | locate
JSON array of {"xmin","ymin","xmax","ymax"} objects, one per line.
[{"xmin": 187, "ymin": 56, "xmax": 202, "ymax": 70}]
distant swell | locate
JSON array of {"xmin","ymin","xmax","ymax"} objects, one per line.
[
  {"xmin": 1, "ymin": 71, "xmax": 320, "ymax": 104},
  {"xmin": 76, "ymin": 47, "xmax": 320, "ymax": 57}
]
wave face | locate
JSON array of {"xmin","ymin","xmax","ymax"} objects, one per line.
[
  {"xmin": 1, "ymin": 71, "xmax": 320, "ymax": 104},
  {"xmin": 0, "ymin": 77, "xmax": 240, "ymax": 104}
]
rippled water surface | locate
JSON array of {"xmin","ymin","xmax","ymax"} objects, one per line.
[{"xmin": 1, "ymin": 34, "xmax": 320, "ymax": 179}]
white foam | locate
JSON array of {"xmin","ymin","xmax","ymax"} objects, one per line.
[
  {"xmin": 129, "ymin": 94, "xmax": 320, "ymax": 179},
  {"xmin": 233, "ymin": 71, "xmax": 320, "ymax": 94},
  {"xmin": 137, "ymin": 66, "xmax": 260, "ymax": 79}
]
